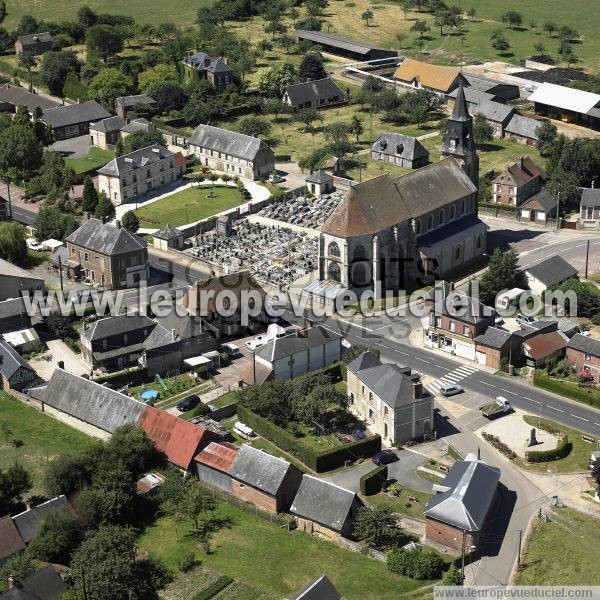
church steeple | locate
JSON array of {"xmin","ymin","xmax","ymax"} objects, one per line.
[{"xmin": 441, "ymin": 83, "xmax": 479, "ymax": 186}]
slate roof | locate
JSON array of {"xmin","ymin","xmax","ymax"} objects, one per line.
[
  {"xmin": 229, "ymin": 444, "xmax": 293, "ymax": 495},
  {"xmin": 525, "ymin": 255, "xmax": 578, "ymax": 287},
  {"xmin": 1, "ymin": 565, "xmax": 66, "ymax": 600},
  {"xmin": 255, "ymin": 325, "xmax": 341, "ymax": 363},
  {"xmin": 417, "ymin": 214, "xmax": 485, "ymax": 249},
  {"xmin": 0, "ymin": 515, "xmax": 25, "ymax": 561},
  {"xmin": 346, "ymin": 350, "xmax": 381, "ymax": 375},
  {"xmin": 0, "ymin": 84, "xmax": 60, "ymax": 111},
  {"xmin": 189, "ymin": 124, "xmax": 271, "ymax": 162},
  {"xmin": 523, "ymin": 330, "xmax": 568, "ymax": 361},
  {"xmin": 183, "ymin": 52, "xmax": 234, "ymax": 75},
  {"xmin": 66, "ymin": 219, "xmax": 147, "ymax": 255},
  {"xmin": 81, "ymin": 314, "xmax": 156, "ymax": 342},
  {"xmin": 290, "ymin": 475, "xmax": 361, "ymax": 532},
  {"xmin": 89, "ymin": 115, "xmax": 126, "ymax": 133},
  {"xmin": 0, "ymin": 339, "xmax": 35, "ymax": 380},
  {"xmin": 371, "ymin": 131, "xmax": 429, "ymax": 161},
  {"xmin": 137, "ymin": 406, "xmax": 213, "ymax": 469},
  {"xmin": 98, "ymin": 143, "xmax": 174, "ymax": 177},
  {"xmin": 568, "ymin": 333, "xmax": 600, "ymax": 357},
  {"xmin": 284, "ymin": 78, "xmax": 346, "ymax": 106},
  {"xmin": 153, "ymin": 224, "xmax": 183, "ymax": 240},
  {"xmin": 39, "ymin": 368, "xmax": 144, "ymax": 434},
  {"xmin": 194, "ymin": 441, "xmax": 238, "ymax": 473},
  {"xmin": 505, "ymin": 114, "xmax": 541, "ymax": 140},
  {"xmin": 528, "ymin": 82, "xmax": 600, "ymax": 114},
  {"xmin": 16, "ymin": 32, "xmax": 52, "ymax": 47},
  {"xmin": 432, "ymin": 289, "xmax": 495, "ymax": 325},
  {"xmin": 12, "ymin": 496, "xmax": 71, "ymax": 544},
  {"xmin": 425, "ymin": 455, "xmax": 500, "ymax": 531},
  {"xmin": 0, "ymin": 258, "xmax": 44, "ymax": 282},
  {"xmin": 294, "ymin": 30, "xmax": 396, "ymax": 57},
  {"xmin": 0, "ymin": 297, "xmax": 29, "ymax": 324},
  {"xmin": 580, "ymin": 187, "xmax": 600, "ymax": 209},
  {"xmin": 290, "ymin": 575, "xmax": 342, "ymax": 600},
  {"xmin": 394, "ymin": 59, "xmax": 462, "ymax": 93},
  {"xmin": 470, "ymin": 100, "xmax": 515, "ymax": 124},
  {"xmin": 475, "ymin": 327, "xmax": 511, "ymax": 350},
  {"xmin": 42, "ymin": 101, "xmax": 111, "ymax": 129},
  {"xmin": 497, "ymin": 156, "xmax": 544, "ymax": 187},
  {"xmin": 116, "ymin": 94, "xmax": 157, "ymax": 108},
  {"xmin": 355, "ymin": 362, "xmax": 423, "ymax": 409},
  {"xmin": 120, "ymin": 117, "xmax": 154, "ymax": 134},
  {"xmin": 520, "ymin": 188, "xmax": 556, "ymax": 213},
  {"xmin": 448, "ymin": 86, "xmax": 497, "ymax": 105},
  {"xmin": 306, "ymin": 169, "xmax": 333, "ymax": 185}
]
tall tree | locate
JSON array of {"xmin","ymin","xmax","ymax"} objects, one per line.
[
  {"xmin": 298, "ymin": 52, "xmax": 327, "ymax": 81},
  {"xmin": 40, "ymin": 51, "xmax": 79, "ymax": 96},
  {"xmin": 81, "ymin": 175, "xmax": 99, "ymax": 214},
  {"xmin": 410, "ymin": 19, "xmax": 430, "ymax": 39},
  {"xmin": 88, "ymin": 68, "xmax": 132, "ymax": 111},
  {"xmin": 353, "ymin": 505, "xmax": 407, "ymax": 550},
  {"xmin": 95, "ymin": 193, "xmax": 116, "ymax": 222},
  {"xmin": 0, "ymin": 123, "xmax": 43, "ymax": 180},
  {"xmin": 501, "ymin": 11, "xmax": 522, "ymax": 29},
  {"xmin": 34, "ymin": 206, "xmax": 79, "ymax": 241},
  {"xmin": 0, "ymin": 463, "xmax": 32, "ymax": 514},
  {"xmin": 0, "ymin": 222, "xmax": 28, "ymax": 265},
  {"xmin": 86, "ymin": 24, "xmax": 124, "ymax": 63},
  {"xmin": 349, "ymin": 115, "xmax": 364, "ymax": 143},
  {"xmin": 479, "ymin": 248, "xmax": 525, "ymax": 306},
  {"xmin": 361, "ymin": 9, "xmax": 374, "ymax": 27}
]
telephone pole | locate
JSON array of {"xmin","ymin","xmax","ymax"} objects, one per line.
[{"xmin": 585, "ymin": 239, "xmax": 590, "ymax": 279}]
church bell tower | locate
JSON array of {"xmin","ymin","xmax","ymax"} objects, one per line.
[{"xmin": 441, "ymin": 84, "xmax": 479, "ymax": 186}]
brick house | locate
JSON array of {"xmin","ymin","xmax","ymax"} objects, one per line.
[
  {"xmin": 566, "ymin": 334, "xmax": 600, "ymax": 380},
  {"xmin": 183, "ymin": 51, "xmax": 235, "ymax": 90},
  {"xmin": 346, "ymin": 351, "xmax": 434, "ymax": 445},
  {"xmin": 492, "ymin": 156, "xmax": 545, "ymax": 206},
  {"xmin": 424, "ymin": 290, "xmax": 496, "ymax": 361},
  {"xmin": 521, "ymin": 330, "xmax": 568, "ymax": 367},
  {"xmin": 65, "ymin": 219, "xmax": 149, "ymax": 290},
  {"xmin": 474, "ymin": 327, "xmax": 513, "ymax": 370},
  {"xmin": 425, "ymin": 453, "xmax": 500, "ymax": 551},
  {"xmin": 15, "ymin": 32, "xmax": 53, "ymax": 55},
  {"xmin": 97, "ymin": 144, "xmax": 184, "ymax": 206}
]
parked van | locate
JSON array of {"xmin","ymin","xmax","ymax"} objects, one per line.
[
  {"xmin": 496, "ymin": 288, "xmax": 526, "ymax": 312},
  {"xmin": 234, "ymin": 421, "xmax": 255, "ymax": 439},
  {"xmin": 221, "ymin": 343, "xmax": 240, "ymax": 357}
]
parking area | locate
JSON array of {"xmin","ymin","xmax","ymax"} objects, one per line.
[{"xmin": 30, "ymin": 339, "xmax": 88, "ymax": 380}]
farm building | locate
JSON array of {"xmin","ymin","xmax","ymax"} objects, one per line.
[
  {"xmin": 294, "ymin": 30, "xmax": 397, "ymax": 61},
  {"xmin": 283, "ymin": 78, "xmax": 347, "ymax": 112},
  {"xmin": 393, "ymin": 59, "xmax": 468, "ymax": 94},
  {"xmin": 371, "ymin": 131, "xmax": 429, "ymax": 169}
]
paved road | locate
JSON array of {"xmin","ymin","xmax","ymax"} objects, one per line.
[{"xmin": 10, "ymin": 205, "xmax": 36, "ymax": 226}]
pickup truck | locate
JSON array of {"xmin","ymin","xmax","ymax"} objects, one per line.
[{"xmin": 480, "ymin": 396, "xmax": 511, "ymax": 419}]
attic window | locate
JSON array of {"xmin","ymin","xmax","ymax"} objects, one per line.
[
  {"xmin": 379, "ymin": 140, "xmax": 387, "ymax": 150},
  {"xmin": 396, "ymin": 143, "xmax": 404, "ymax": 155}
]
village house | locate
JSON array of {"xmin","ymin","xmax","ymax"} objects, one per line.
[
  {"xmin": 462, "ymin": 74, "xmax": 520, "ymax": 102},
  {"xmin": 65, "ymin": 218, "xmax": 149, "ymax": 289},
  {"xmin": 474, "ymin": 327, "xmax": 513, "ymax": 370},
  {"xmin": 305, "ymin": 170, "xmax": 334, "ymax": 198},
  {"xmin": 0, "ymin": 298, "xmax": 32, "ymax": 332},
  {"xmin": 183, "ymin": 51, "xmax": 235, "ymax": 90},
  {"xmin": 470, "ymin": 101, "xmax": 515, "ymax": 138},
  {"xmin": 89, "ymin": 116, "xmax": 127, "ymax": 150},
  {"xmin": 2, "ymin": 565, "xmax": 66, "ymax": 600},
  {"xmin": 371, "ymin": 132, "xmax": 429, "ymax": 169},
  {"xmin": 290, "ymin": 475, "xmax": 364, "ymax": 542},
  {"xmin": 521, "ymin": 329, "xmax": 568, "ymax": 367},
  {"xmin": 115, "ymin": 94, "xmax": 158, "ymax": 118},
  {"xmin": 41, "ymin": 100, "xmax": 111, "ymax": 140},
  {"xmin": 188, "ymin": 124, "xmax": 275, "ymax": 181},
  {"xmin": 289, "ymin": 576, "xmax": 342, "ymax": 600},
  {"xmin": 15, "ymin": 32, "xmax": 53, "ymax": 55},
  {"xmin": 0, "ymin": 84, "xmax": 60, "ymax": 114},
  {"xmin": 0, "ymin": 516, "xmax": 25, "ymax": 566},
  {"xmin": 152, "ymin": 225, "xmax": 186, "ymax": 251},
  {"xmin": 120, "ymin": 117, "xmax": 154, "ymax": 138},
  {"xmin": 282, "ymin": 78, "xmax": 347, "ymax": 112},
  {"xmin": 393, "ymin": 59, "xmax": 468, "ymax": 95},
  {"xmin": 579, "ymin": 186, "xmax": 600, "ymax": 228},
  {"xmin": 0, "ymin": 339, "xmax": 38, "ymax": 391},
  {"xmin": 518, "ymin": 189, "xmax": 557, "ymax": 225},
  {"xmin": 0, "ymin": 258, "xmax": 44, "ymax": 301},
  {"xmin": 97, "ymin": 144, "xmax": 184, "ymax": 206},
  {"xmin": 503, "ymin": 113, "xmax": 542, "ymax": 147},
  {"xmin": 425, "ymin": 453, "xmax": 500, "ymax": 551},
  {"xmin": 567, "ymin": 334, "xmax": 600, "ymax": 380},
  {"xmin": 492, "ymin": 157, "xmax": 545, "ymax": 206},
  {"xmin": 12, "ymin": 496, "xmax": 72, "ymax": 546},
  {"xmin": 524, "ymin": 255, "xmax": 578, "ymax": 295},
  {"xmin": 346, "ymin": 351, "xmax": 434, "ymax": 445}
]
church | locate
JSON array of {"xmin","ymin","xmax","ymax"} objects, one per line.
[{"xmin": 308, "ymin": 85, "xmax": 487, "ymax": 301}]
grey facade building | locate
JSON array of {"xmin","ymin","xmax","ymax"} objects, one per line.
[
  {"xmin": 371, "ymin": 131, "xmax": 429, "ymax": 169},
  {"xmin": 504, "ymin": 114, "xmax": 542, "ymax": 146},
  {"xmin": 188, "ymin": 124, "xmax": 275, "ymax": 180},
  {"xmin": 346, "ymin": 351, "xmax": 434, "ymax": 445},
  {"xmin": 15, "ymin": 32, "xmax": 53, "ymax": 55},
  {"xmin": 42, "ymin": 101, "xmax": 111, "ymax": 140},
  {"xmin": 0, "ymin": 258, "xmax": 44, "ymax": 301}
]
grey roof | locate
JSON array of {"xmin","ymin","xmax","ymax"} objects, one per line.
[
  {"xmin": 470, "ymin": 99, "xmax": 515, "ymax": 124},
  {"xmin": 306, "ymin": 169, "xmax": 333, "ymax": 185},
  {"xmin": 183, "ymin": 52, "xmax": 234, "ymax": 75},
  {"xmin": 294, "ymin": 29, "xmax": 396, "ymax": 57},
  {"xmin": 120, "ymin": 117, "xmax": 153, "ymax": 134},
  {"xmin": 505, "ymin": 114, "xmax": 541, "ymax": 140},
  {"xmin": 16, "ymin": 31, "xmax": 52, "ymax": 47},
  {"xmin": 284, "ymin": 77, "xmax": 346, "ymax": 106},
  {"xmin": 290, "ymin": 475, "xmax": 360, "ymax": 532},
  {"xmin": 116, "ymin": 94, "xmax": 157, "ymax": 108},
  {"xmin": 154, "ymin": 224, "xmax": 183, "ymax": 240},
  {"xmin": 229, "ymin": 444, "xmax": 292, "ymax": 496},
  {"xmin": 89, "ymin": 115, "xmax": 126, "ymax": 132},
  {"xmin": 464, "ymin": 74, "xmax": 520, "ymax": 98},
  {"xmin": 0, "ymin": 297, "xmax": 28, "ymax": 322},
  {"xmin": 12, "ymin": 496, "xmax": 70, "ymax": 544},
  {"xmin": 189, "ymin": 124, "xmax": 271, "ymax": 162},
  {"xmin": 66, "ymin": 219, "xmax": 147, "ymax": 255},
  {"xmin": 0, "ymin": 84, "xmax": 60, "ymax": 111},
  {"xmin": 1, "ymin": 565, "xmax": 66, "ymax": 600},
  {"xmin": 142, "ymin": 323, "xmax": 177, "ymax": 351},
  {"xmin": 520, "ymin": 188, "xmax": 556, "ymax": 213},
  {"xmin": 255, "ymin": 325, "xmax": 341, "ymax": 363},
  {"xmin": 98, "ymin": 143, "xmax": 174, "ymax": 177},
  {"xmin": 0, "ymin": 339, "xmax": 35, "ymax": 379},
  {"xmin": 346, "ymin": 350, "xmax": 381, "ymax": 374},
  {"xmin": 475, "ymin": 327, "xmax": 511, "ymax": 349},
  {"xmin": 152, "ymin": 311, "xmax": 205, "ymax": 342},
  {"xmin": 540, "ymin": 316, "xmax": 579, "ymax": 337},
  {"xmin": 81, "ymin": 314, "xmax": 156, "ymax": 342},
  {"xmin": 38, "ymin": 368, "xmax": 144, "ymax": 434},
  {"xmin": 425, "ymin": 455, "xmax": 500, "ymax": 531},
  {"xmin": 580, "ymin": 187, "xmax": 600, "ymax": 208},
  {"xmin": 0, "ymin": 257, "xmax": 45, "ymax": 282},
  {"xmin": 567, "ymin": 333, "xmax": 600, "ymax": 358},
  {"xmin": 432, "ymin": 289, "xmax": 495, "ymax": 325},
  {"xmin": 525, "ymin": 255, "xmax": 578, "ymax": 287},
  {"xmin": 417, "ymin": 214, "xmax": 486, "ymax": 249},
  {"xmin": 290, "ymin": 576, "xmax": 342, "ymax": 600},
  {"xmin": 372, "ymin": 131, "xmax": 429, "ymax": 161},
  {"xmin": 42, "ymin": 100, "xmax": 111, "ymax": 129},
  {"xmin": 448, "ymin": 86, "xmax": 497, "ymax": 106}
]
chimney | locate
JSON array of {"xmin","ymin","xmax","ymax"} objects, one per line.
[
  {"xmin": 57, "ymin": 360, "xmax": 64, "ymax": 370},
  {"xmin": 171, "ymin": 328, "xmax": 177, "ymax": 341},
  {"xmin": 7, "ymin": 576, "xmax": 18, "ymax": 590},
  {"xmin": 592, "ymin": 180, "xmax": 595, "ymax": 189},
  {"xmin": 115, "ymin": 220, "xmax": 121, "ymax": 229},
  {"xmin": 517, "ymin": 157, "xmax": 523, "ymax": 170},
  {"xmin": 413, "ymin": 378, "xmax": 423, "ymax": 399}
]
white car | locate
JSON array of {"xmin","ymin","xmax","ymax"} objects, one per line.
[
  {"xmin": 245, "ymin": 336, "xmax": 267, "ymax": 351},
  {"xmin": 26, "ymin": 238, "xmax": 42, "ymax": 251},
  {"xmin": 439, "ymin": 383, "xmax": 464, "ymax": 397}
]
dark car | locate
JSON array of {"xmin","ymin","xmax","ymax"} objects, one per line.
[
  {"xmin": 176, "ymin": 394, "xmax": 200, "ymax": 412},
  {"xmin": 372, "ymin": 450, "xmax": 399, "ymax": 466}
]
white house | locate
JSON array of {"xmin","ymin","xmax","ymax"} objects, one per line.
[{"xmin": 524, "ymin": 255, "xmax": 578, "ymax": 295}]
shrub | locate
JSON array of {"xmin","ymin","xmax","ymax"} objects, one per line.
[
  {"xmin": 359, "ymin": 465, "xmax": 387, "ymax": 496},
  {"xmin": 482, "ymin": 432, "xmax": 517, "ymax": 460},
  {"xmin": 442, "ymin": 562, "xmax": 462, "ymax": 585},
  {"xmin": 526, "ymin": 435, "xmax": 572, "ymax": 462},
  {"xmin": 533, "ymin": 372, "xmax": 600, "ymax": 410},
  {"xmin": 387, "ymin": 548, "xmax": 444, "ymax": 580},
  {"xmin": 178, "ymin": 552, "xmax": 197, "ymax": 572}
]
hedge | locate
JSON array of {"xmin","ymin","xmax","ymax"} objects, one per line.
[
  {"xmin": 236, "ymin": 404, "xmax": 381, "ymax": 472},
  {"xmin": 193, "ymin": 576, "xmax": 233, "ymax": 600},
  {"xmin": 526, "ymin": 435, "xmax": 572, "ymax": 463},
  {"xmin": 533, "ymin": 372, "xmax": 600, "ymax": 410},
  {"xmin": 360, "ymin": 465, "xmax": 387, "ymax": 496},
  {"xmin": 63, "ymin": 73, "xmax": 88, "ymax": 102}
]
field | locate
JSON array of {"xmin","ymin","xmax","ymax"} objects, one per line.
[
  {"xmin": 516, "ymin": 508, "xmax": 600, "ymax": 584},
  {"xmin": 134, "ymin": 185, "xmax": 245, "ymax": 229},
  {"xmin": 138, "ymin": 501, "xmax": 429, "ymax": 600},
  {"xmin": 65, "ymin": 147, "xmax": 114, "ymax": 175},
  {"xmin": 0, "ymin": 391, "xmax": 92, "ymax": 495}
]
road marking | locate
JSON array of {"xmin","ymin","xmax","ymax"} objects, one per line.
[
  {"xmin": 414, "ymin": 357, "xmax": 430, "ymax": 363},
  {"xmin": 547, "ymin": 405, "xmax": 564, "ymax": 413},
  {"xmin": 500, "ymin": 389, "xmax": 518, "ymax": 396},
  {"xmin": 434, "ymin": 364, "xmax": 447, "ymax": 369},
  {"xmin": 378, "ymin": 344, "xmax": 409, "ymax": 355},
  {"xmin": 570, "ymin": 414, "xmax": 589, "ymax": 422},
  {"xmin": 524, "ymin": 397, "xmax": 540, "ymax": 404},
  {"xmin": 478, "ymin": 381, "xmax": 496, "ymax": 388},
  {"xmin": 594, "ymin": 423, "xmax": 600, "ymax": 427}
]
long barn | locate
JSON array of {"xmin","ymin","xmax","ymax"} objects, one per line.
[{"xmin": 294, "ymin": 30, "xmax": 397, "ymax": 61}]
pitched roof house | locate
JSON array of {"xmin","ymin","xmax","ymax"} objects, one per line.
[
  {"xmin": 1, "ymin": 565, "xmax": 66, "ymax": 600},
  {"xmin": 183, "ymin": 51, "xmax": 235, "ymax": 90},
  {"xmin": 0, "ymin": 516, "xmax": 26, "ymax": 564},
  {"xmin": 0, "ymin": 339, "xmax": 38, "ymax": 391},
  {"xmin": 0, "ymin": 258, "xmax": 44, "ymax": 302},
  {"xmin": 0, "ymin": 84, "xmax": 60, "ymax": 113},
  {"xmin": 42, "ymin": 101, "xmax": 111, "ymax": 140},
  {"xmin": 492, "ymin": 156, "xmax": 545, "ymax": 206},
  {"xmin": 371, "ymin": 131, "xmax": 429, "ymax": 169},
  {"xmin": 393, "ymin": 59, "xmax": 467, "ymax": 94},
  {"xmin": 579, "ymin": 186, "xmax": 600, "ymax": 224},
  {"xmin": 504, "ymin": 113, "xmax": 542, "ymax": 146},
  {"xmin": 15, "ymin": 32, "xmax": 53, "ymax": 55},
  {"xmin": 294, "ymin": 30, "xmax": 397, "ymax": 61},
  {"xmin": 525, "ymin": 255, "xmax": 578, "ymax": 294},
  {"xmin": 567, "ymin": 333, "xmax": 600, "ymax": 380},
  {"xmin": 115, "ymin": 94, "xmax": 157, "ymax": 118},
  {"xmin": 290, "ymin": 575, "xmax": 342, "ymax": 600},
  {"xmin": 283, "ymin": 78, "xmax": 347, "ymax": 112},
  {"xmin": 12, "ymin": 496, "xmax": 72, "ymax": 544}
]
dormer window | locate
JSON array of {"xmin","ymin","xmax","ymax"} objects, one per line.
[
  {"xmin": 396, "ymin": 143, "xmax": 404, "ymax": 155},
  {"xmin": 379, "ymin": 140, "xmax": 387, "ymax": 150},
  {"xmin": 450, "ymin": 139, "xmax": 457, "ymax": 149}
]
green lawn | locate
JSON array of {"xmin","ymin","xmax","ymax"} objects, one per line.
[
  {"xmin": 0, "ymin": 391, "xmax": 92, "ymax": 495},
  {"xmin": 65, "ymin": 147, "xmax": 114, "ymax": 175},
  {"xmin": 134, "ymin": 185, "xmax": 245, "ymax": 229},
  {"xmin": 516, "ymin": 508, "xmax": 600, "ymax": 585},
  {"xmin": 534, "ymin": 370, "xmax": 600, "ymax": 410},
  {"xmin": 368, "ymin": 487, "xmax": 432, "ymax": 521},
  {"xmin": 138, "ymin": 501, "xmax": 428, "ymax": 600}
]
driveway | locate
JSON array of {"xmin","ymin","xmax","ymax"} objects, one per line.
[{"xmin": 30, "ymin": 339, "xmax": 88, "ymax": 380}]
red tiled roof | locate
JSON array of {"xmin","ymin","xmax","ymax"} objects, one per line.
[
  {"xmin": 194, "ymin": 441, "xmax": 239, "ymax": 473},
  {"xmin": 174, "ymin": 151, "xmax": 186, "ymax": 167},
  {"xmin": 523, "ymin": 331, "xmax": 567, "ymax": 361},
  {"xmin": 137, "ymin": 407, "xmax": 215, "ymax": 470},
  {"xmin": 0, "ymin": 515, "xmax": 25, "ymax": 560}
]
